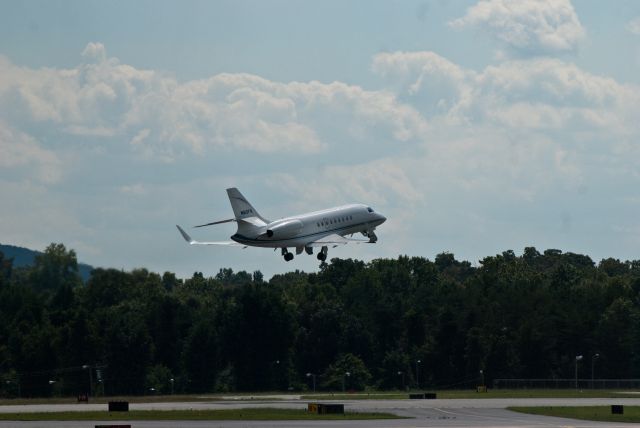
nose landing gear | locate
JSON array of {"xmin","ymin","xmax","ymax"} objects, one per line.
[{"xmin": 362, "ymin": 229, "xmax": 378, "ymax": 243}]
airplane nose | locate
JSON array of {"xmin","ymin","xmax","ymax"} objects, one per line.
[{"xmin": 378, "ymin": 213, "xmax": 386, "ymax": 224}]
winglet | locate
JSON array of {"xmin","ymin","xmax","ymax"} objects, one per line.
[{"xmin": 176, "ymin": 225, "xmax": 194, "ymax": 244}]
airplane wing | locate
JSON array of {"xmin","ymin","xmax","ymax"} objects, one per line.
[
  {"xmin": 305, "ymin": 233, "xmax": 370, "ymax": 247},
  {"xmin": 176, "ymin": 225, "xmax": 247, "ymax": 247}
]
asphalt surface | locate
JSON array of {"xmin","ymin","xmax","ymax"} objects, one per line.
[{"xmin": 3, "ymin": 397, "xmax": 640, "ymax": 428}]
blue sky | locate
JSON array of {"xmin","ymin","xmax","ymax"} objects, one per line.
[{"xmin": 1, "ymin": 0, "xmax": 640, "ymax": 278}]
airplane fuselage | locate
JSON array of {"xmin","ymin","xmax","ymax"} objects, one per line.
[{"xmin": 231, "ymin": 204, "xmax": 386, "ymax": 248}]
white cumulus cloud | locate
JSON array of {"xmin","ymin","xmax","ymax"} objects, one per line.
[
  {"xmin": 0, "ymin": 122, "xmax": 61, "ymax": 183},
  {"xmin": 0, "ymin": 44, "xmax": 426, "ymax": 162},
  {"xmin": 81, "ymin": 42, "xmax": 107, "ymax": 62},
  {"xmin": 373, "ymin": 51, "xmax": 640, "ymax": 138},
  {"xmin": 627, "ymin": 16, "xmax": 640, "ymax": 35},
  {"xmin": 450, "ymin": 0, "xmax": 586, "ymax": 55}
]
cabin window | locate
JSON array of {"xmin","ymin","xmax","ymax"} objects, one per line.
[{"xmin": 367, "ymin": 207, "xmax": 374, "ymax": 213}]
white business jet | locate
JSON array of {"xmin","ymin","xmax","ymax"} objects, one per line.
[{"xmin": 177, "ymin": 188, "xmax": 386, "ymax": 262}]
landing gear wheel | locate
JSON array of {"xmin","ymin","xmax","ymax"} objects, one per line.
[
  {"xmin": 284, "ymin": 252, "xmax": 294, "ymax": 262},
  {"xmin": 317, "ymin": 246, "xmax": 328, "ymax": 261}
]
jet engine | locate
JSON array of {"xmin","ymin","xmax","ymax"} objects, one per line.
[{"xmin": 265, "ymin": 219, "xmax": 303, "ymax": 238}]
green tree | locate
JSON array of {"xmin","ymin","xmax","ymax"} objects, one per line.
[
  {"xmin": 321, "ymin": 353, "xmax": 371, "ymax": 391},
  {"xmin": 595, "ymin": 298, "xmax": 640, "ymax": 377},
  {"xmin": 28, "ymin": 243, "xmax": 81, "ymax": 291},
  {"xmin": 0, "ymin": 250, "xmax": 12, "ymax": 289},
  {"xmin": 145, "ymin": 364, "xmax": 173, "ymax": 394},
  {"xmin": 101, "ymin": 302, "xmax": 154, "ymax": 395}
]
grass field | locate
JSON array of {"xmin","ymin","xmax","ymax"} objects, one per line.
[
  {"xmin": 0, "ymin": 394, "xmax": 242, "ymax": 406},
  {"xmin": 302, "ymin": 389, "xmax": 640, "ymax": 400},
  {"xmin": 1, "ymin": 389, "xmax": 638, "ymax": 406},
  {"xmin": 510, "ymin": 406, "xmax": 640, "ymax": 423},
  {"xmin": 0, "ymin": 408, "xmax": 402, "ymax": 421},
  {"xmin": 0, "ymin": 408, "xmax": 401, "ymax": 421}
]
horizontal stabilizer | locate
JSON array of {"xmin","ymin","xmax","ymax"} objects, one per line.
[
  {"xmin": 194, "ymin": 218, "xmax": 236, "ymax": 228},
  {"xmin": 176, "ymin": 225, "xmax": 247, "ymax": 247}
]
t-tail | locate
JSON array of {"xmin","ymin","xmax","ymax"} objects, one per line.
[
  {"xmin": 191, "ymin": 188, "xmax": 268, "ymax": 230},
  {"xmin": 227, "ymin": 188, "xmax": 268, "ymax": 224}
]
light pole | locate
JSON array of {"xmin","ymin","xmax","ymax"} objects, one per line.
[
  {"xmin": 82, "ymin": 364, "xmax": 93, "ymax": 397},
  {"xmin": 397, "ymin": 371, "xmax": 405, "ymax": 390},
  {"xmin": 343, "ymin": 372, "xmax": 350, "ymax": 392},
  {"xmin": 273, "ymin": 360, "xmax": 281, "ymax": 390},
  {"xmin": 575, "ymin": 355, "xmax": 583, "ymax": 389},
  {"xmin": 170, "ymin": 378, "xmax": 175, "ymax": 395},
  {"xmin": 6, "ymin": 379, "xmax": 20, "ymax": 398},
  {"xmin": 479, "ymin": 369, "xmax": 485, "ymax": 387},
  {"xmin": 591, "ymin": 354, "xmax": 600, "ymax": 389},
  {"xmin": 95, "ymin": 369, "xmax": 103, "ymax": 397},
  {"xmin": 306, "ymin": 373, "xmax": 316, "ymax": 393},
  {"xmin": 415, "ymin": 360, "xmax": 421, "ymax": 389}
]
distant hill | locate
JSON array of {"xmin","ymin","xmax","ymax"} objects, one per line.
[{"xmin": 0, "ymin": 244, "xmax": 93, "ymax": 282}]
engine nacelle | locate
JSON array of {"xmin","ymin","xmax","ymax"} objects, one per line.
[{"xmin": 266, "ymin": 219, "xmax": 303, "ymax": 239}]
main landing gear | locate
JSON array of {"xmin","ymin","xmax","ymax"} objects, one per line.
[
  {"xmin": 281, "ymin": 248, "xmax": 294, "ymax": 262},
  {"xmin": 281, "ymin": 246, "xmax": 327, "ymax": 262},
  {"xmin": 317, "ymin": 246, "xmax": 328, "ymax": 262}
]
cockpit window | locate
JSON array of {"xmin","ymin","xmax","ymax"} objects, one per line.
[{"xmin": 367, "ymin": 207, "xmax": 374, "ymax": 213}]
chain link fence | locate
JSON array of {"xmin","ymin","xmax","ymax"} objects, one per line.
[{"xmin": 494, "ymin": 378, "xmax": 640, "ymax": 389}]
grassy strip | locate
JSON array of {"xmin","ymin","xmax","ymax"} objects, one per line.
[
  {"xmin": 0, "ymin": 408, "xmax": 401, "ymax": 421},
  {"xmin": 303, "ymin": 389, "xmax": 640, "ymax": 400},
  {"xmin": 510, "ymin": 406, "xmax": 640, "ymax": 423},
  {"xmin": 1, "ymin": 389, "xmax": 638, "ymax": 405},
  {"xmin": 0, "ymin": 395, "xmax": 225, "ymax": 406}
]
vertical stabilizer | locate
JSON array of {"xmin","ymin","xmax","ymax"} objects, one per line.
[{"xmin": 226, "ymin": 188, "xmax": 268, "ymax": 224}]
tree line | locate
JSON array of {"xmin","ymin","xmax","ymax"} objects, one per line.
[{"xmin": 1, "ymin": 243, "xmax": 639, "ymax": 397}]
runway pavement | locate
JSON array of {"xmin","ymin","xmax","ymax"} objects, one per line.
[{"xmin": 3, "ymin": 396, "xmax": 640, "ymax": 428}]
